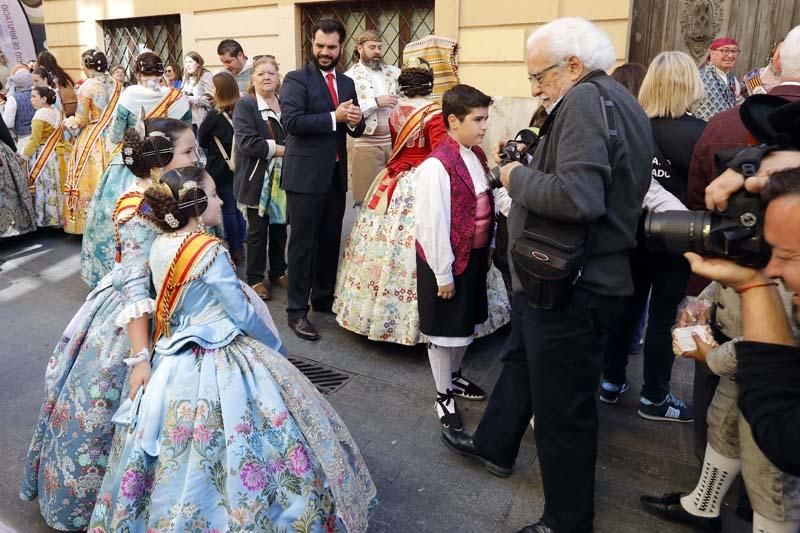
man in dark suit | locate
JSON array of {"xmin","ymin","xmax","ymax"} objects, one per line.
[{"xmin": 280, "ymin": 19, "xmax": 365, "ymax": 340}]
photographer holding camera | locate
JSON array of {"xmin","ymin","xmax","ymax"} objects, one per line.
[
  {"xmin": 439, "ymin": 18, "xmax": 652, "ymax": 533},
  {"xmin": 639, "ymin": 92, "xmax": 800, "ymax": 531}
]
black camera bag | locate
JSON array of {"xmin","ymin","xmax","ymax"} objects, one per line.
[
  {"xmin": 511, "ymin": 76, "xmax": 617, "ymax": 309},
  {"xmin": 511, "ymin": 215, "xmax": 588, "ymax": 309}
]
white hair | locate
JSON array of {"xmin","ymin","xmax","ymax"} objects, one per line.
[
  {"xmin": 780, "ymin": 25, "xmax": 800, "ymax": 78},
  {"xmin": 526, "ymin": 18, "xmax": 616, "ymax": 71}
]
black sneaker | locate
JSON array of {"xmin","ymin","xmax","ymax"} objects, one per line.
[
  {"xmin": 638, "ymin": 394, "xmax": 694, "ymax": 423},
  {"xmin": 640, "ymin": 492, "xmax": 722, "ymax": 531},
  {"xmin": 450, "ymin": 369, "xmax": 486, "ymax": 400},
  {"xmin": 599, "ymin": 380, "xmax": 629, "ymax": 405}
]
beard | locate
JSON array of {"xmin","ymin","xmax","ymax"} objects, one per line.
[
  {"xmin": 364, "ymin": 57, "xmax": 384, "ymax": 70},
  {"xmin": 312, "ymin": 51, "xmax": 341, "ymax": 72}
]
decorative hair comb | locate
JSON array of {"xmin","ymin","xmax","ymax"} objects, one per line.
[{"xmin": 402, "ymin": 57, "xmax": 432, "ymax": 72}]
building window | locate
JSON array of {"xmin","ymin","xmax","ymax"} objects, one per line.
[
  {"xmin": 102, "ymin": 15, "xmax": 182, "ymax": 82},
  {"xmin": 300, "ymin": 0, "xmax": 435, "ymax": 71}
]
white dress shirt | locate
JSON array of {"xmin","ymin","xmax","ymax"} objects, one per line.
[
  {"xmin": 415, "ymin": 141, "xmax": 489, "ymax": 287},
  {"xmin": 415, "ymin": 141, "xmax": 490, "ymax": 346}
]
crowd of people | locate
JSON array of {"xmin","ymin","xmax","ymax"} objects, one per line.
[{"xmin": 3, "ymin": 12, "xmax": 800, "ymax": 533}]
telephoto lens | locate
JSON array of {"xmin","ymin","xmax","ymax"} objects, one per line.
[
  {"xmin": 643, "ymin": 210, "xmax": 712, "ymax": 255},
  {"xmin": 642, "ymin": 190, "xmax": 771, "ymax": 268}
]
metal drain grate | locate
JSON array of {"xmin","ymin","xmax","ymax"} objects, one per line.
[{"xmin": 288, "ymin": 355, "xmax": 351, "ymax": 395}]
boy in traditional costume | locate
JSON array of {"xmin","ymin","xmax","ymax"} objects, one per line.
[{"xmin": 415, "ymin": 84, "xmax": 495, "ymax": 430}]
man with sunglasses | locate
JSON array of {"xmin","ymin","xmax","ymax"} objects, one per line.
[
  {"xmin": 440, "ymin": 17, "xmax": 653, "ymax": 533},
  {"xmin": 695, "ymin": 37, "xmax": 744, "ymax": 121}
]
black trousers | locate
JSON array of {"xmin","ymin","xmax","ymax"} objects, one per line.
[
  {"xmin": 602, "ymin": 248, "xmax": 690, "ymax": 402},
  {"xmin": 244, "ymin": 207, "xmax": 287, "ymax": 286},
  {"xmin": 474, "ymin": 288, "xmax": 622, "ymax": 533},
  {"xmin": 285, "ymin": 173, "xmax": 345, "ymax": 320}
]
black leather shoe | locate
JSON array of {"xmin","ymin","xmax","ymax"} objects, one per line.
[
  {"xmin": 440, "ymin": 428, "xmax": 512, "ymax": 478},
  {"xmin": 289, "ymin": 317, "xmax": 320, "ymax": 341},
  {"xmin": 640, "ymin": 492, "xmax": 722, "ymax": 531},
  {"xmin": 517, "ymin": 520, "xmax": 555, "ymax": 533}
]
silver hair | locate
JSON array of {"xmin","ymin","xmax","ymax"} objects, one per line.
[
  {"xmin": 780, "ymin": 25, "xmax": 800, "ymax": 78},
  {"xmin": 526, "ymin": 17, "xmax": 616, "ymax": 72}
]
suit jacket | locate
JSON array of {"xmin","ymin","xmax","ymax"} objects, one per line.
[
  {"xmin": 686, "ymin": 84, "xmax": 800, "ymax": 209},
  {"xmin": 279, "ymin": 62, "xmax": 366, "ymax": 194}
]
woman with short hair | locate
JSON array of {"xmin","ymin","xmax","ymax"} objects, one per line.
[
  {"xmin": 232, "ymin": 56, "xmax": 289, "ymax": 301},
  {"xmin": 600, "ymin": 51, "xmax": 706, "ymax": 422}
]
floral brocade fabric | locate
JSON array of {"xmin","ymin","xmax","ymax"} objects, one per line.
[
  {"xmin": 20, "ymin": 214, "xmax": 159, "ymax": 530},
  {"xmin": 333, "ymin": 165, "xmax": 511, "ymax": 346},
  {"xmin": 89, "ymin": 336, "xmax": 375, "ymax": 532}
]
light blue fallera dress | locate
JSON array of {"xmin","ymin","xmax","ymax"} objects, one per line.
[
  {"xmin": 89, "ymin": 232, "xmax": 376, "ymax": 532},
  {"xmin": 20, "ymin": 193, "xmax": 160, "ymax": 531},
  {"xmin": 80, "ymin": 85, "xmax": 191, "ymax": 287}
]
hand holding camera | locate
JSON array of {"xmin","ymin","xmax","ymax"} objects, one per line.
[{"xmin": 489, "ymin": 129, "xmax": 540, "ymax": 189}]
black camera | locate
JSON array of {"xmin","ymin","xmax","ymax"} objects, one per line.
[
  {"xmin": 643, "ymin": 190, "xmax": 771, "ymax": 268},
  {"xmin": 488, "ymin": 129, "xmax": 539, "ymax": 188}
]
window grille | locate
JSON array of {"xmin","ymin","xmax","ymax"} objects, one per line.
[
  {"xmin": 300, "ymin": 0, "xmax": 435, "ymax": 71},
  {"xmin": 102, "ymin": 15, "xmax": 182, "ymax": 83}
]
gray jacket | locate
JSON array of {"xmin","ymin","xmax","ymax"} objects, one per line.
[{"xmin": 506, "ymin": 71, "xmax": 653, "ymax": 296}]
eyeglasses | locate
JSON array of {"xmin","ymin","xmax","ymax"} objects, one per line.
[
  {"xmin": 715, "ymin": 48, "xmax": 740, "ymax": 56},
  {"xmin": 527, "ymin": 62, "xmax": 564, "ymax": 85}
]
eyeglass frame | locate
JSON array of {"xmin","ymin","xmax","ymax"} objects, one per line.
[
  {"xmin": 713, "ymin": 48, "xmax": 741, "ymax": 56},
  {"xmin": 527, "ymin": 60, "xmax": 566, "ymax": 85}
]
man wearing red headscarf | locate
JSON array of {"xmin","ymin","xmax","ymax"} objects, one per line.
[{"xmin": 694, "ymin": 37, "xmax": 744, "ymax": 121}]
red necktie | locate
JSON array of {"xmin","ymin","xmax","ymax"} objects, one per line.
[
  {"xmin": 326, "ymin": 72, "xmax": 339, "ymax": 108},
  {"xmin": 326, "ymin": 72, "xmax": 340, "ymax": 161}
]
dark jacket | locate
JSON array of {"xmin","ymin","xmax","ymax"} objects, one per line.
[
  {"xmin": 197, "ymin": 108, "xmax": 234, "ymax": 189},
  {"xmin": 686, "ymin": 84, "xmax": 800, "ymax": 209},
  {"xmin": 279, "ymin": 63, "xmax": 365, "ymax": 194},
  {"xmin": 506, "ymin": 71, "xmax": 653, "ymax": 297},
  {"xmin": 231, "ymin": 95, "xmax": 285, "ymax": 206},
  {"xmin": 650, "ymin": 114, "xmax": 706, "ymax": 205},
  {"xmin": 736, "ymin": 341, "xmax": 800, "ymax": 476}
]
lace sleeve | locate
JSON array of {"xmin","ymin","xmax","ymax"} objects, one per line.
[{"xmin": 115, "ymin": 216, "xmax": 157, "ymax": 326}]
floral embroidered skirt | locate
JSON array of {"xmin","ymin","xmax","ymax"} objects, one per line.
[
  {"xmin": 0, "ymin": 142, "xmax": 35, "ymax": 238},
  {"xmin": 27, "ymin": 146, "xmax": 65, "ymax": 229},
  {"xmin": 81, "ymin": 158, "xmax": 137, "ymax": 287},
  {"xmin": 333, "ymin": 167, "xmax": 511, "ymax": 345},
  {"xmin": 20, "ymin": 277, "xmax": 131, "ymax": 531},
  {"xmin": 89, "ymin": 336, "xmax": 376, "ymax": 532}
]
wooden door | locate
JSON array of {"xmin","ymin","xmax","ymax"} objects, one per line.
[{"xmin": 629, "ymin": 0, "xmax": 800, "ymax": 76}]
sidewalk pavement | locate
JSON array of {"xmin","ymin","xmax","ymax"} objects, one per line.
[{"xmin": 0, "ymin": 223, "xmax": 749, "ymax": 532}]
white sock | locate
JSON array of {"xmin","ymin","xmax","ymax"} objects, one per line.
[
  {"xmin": 753, "ymin": 513, "xmax": 800, "ymax": 533},
  {"xmin": 449, "ymin": 345, "xmax": 468, "ymax": 379},
  {"xmin": 680, "ymin": 443, "xmax": 741, "ymax": 518},
  {"xmin": 427, "ymin": 343, "xmax": 453, "ymax": 395}
]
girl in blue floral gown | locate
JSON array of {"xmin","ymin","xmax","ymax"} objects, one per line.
[
  {"xmin": 20, "ymin": 119, "xmax": 198, "ymax": 531},
  {"xmin": 81, "ymin": 51, "xmax": 191, "ymax": 287},
  {"xmin": 89, "ymin": 169, "xmax": 376, "ymax": 532}
]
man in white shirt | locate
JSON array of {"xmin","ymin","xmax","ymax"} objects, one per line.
[{"xmin": 344, "ymin": 30, "xmax": 400, "ymax": 205}]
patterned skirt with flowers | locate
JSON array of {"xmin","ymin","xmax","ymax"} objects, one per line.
[
  {"xmin": 333, "ymin": 167, "xmax": 511, "ymax": 346},
  {"xmin": 20, "ymin": 278, "xmax": 131, "ymax": 531},
  {"xmin": 81, "ymin": 158, "xmax": 137, "ymax": 287},
  {"xmin": 89, "ymin": 335, "xmax": 376, "ymax": 532}
]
